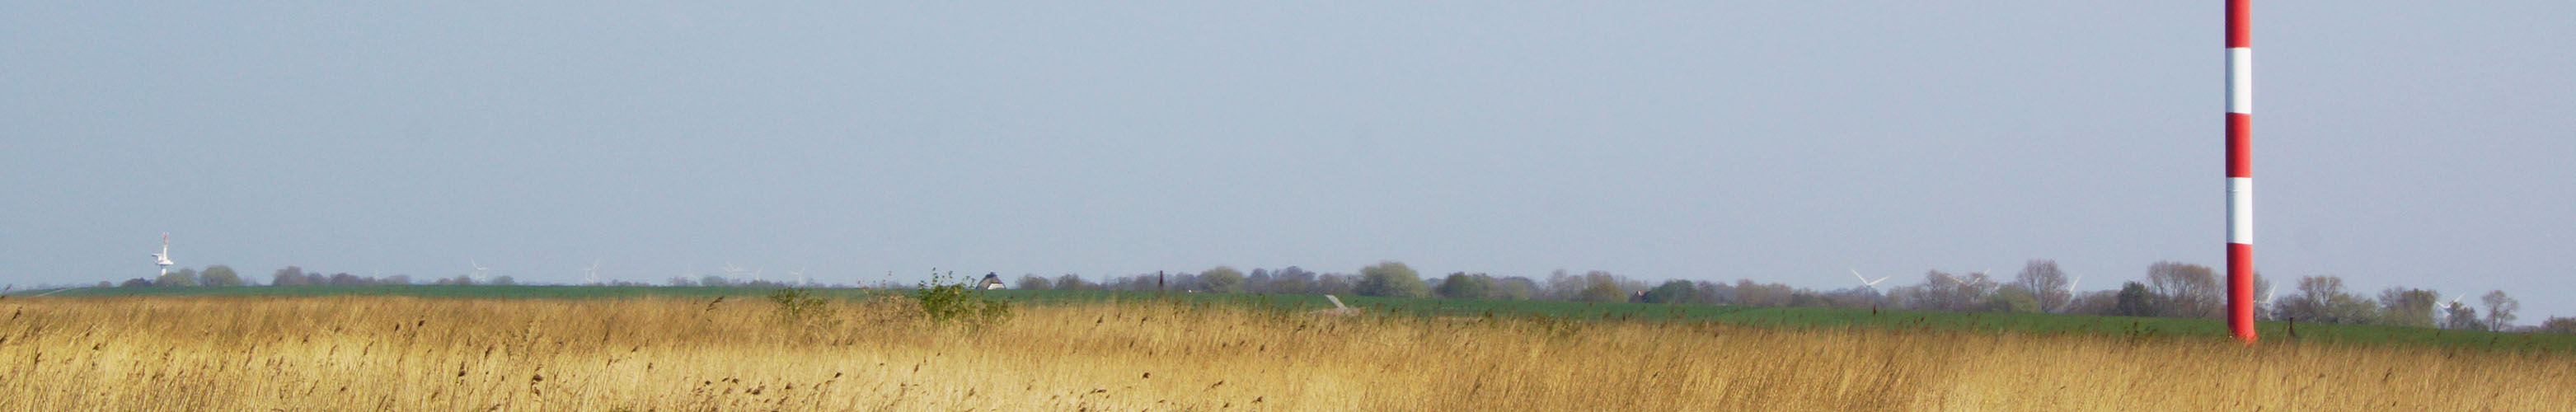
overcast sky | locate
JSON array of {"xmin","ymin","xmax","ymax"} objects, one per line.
[{"xmin": 4, "ymin": 2, "xmax": 2569, "ymax": 322}]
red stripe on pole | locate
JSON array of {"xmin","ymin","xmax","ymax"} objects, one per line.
[
  {"xmin": 2229, "ymin": 243, "xmax": 2256, "ymax": 342},
  {"xmin": 2228, "ymin": 1, "xmax": 2250, "ymax": 48},
  {"xmin": 2227, "ymin": 114, "xmax": 2251, "ymax": 177}
]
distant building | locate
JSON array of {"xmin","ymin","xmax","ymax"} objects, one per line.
[{"xmin": 978, "ymin": 273, "xmax": 1006, "ymax": 290}]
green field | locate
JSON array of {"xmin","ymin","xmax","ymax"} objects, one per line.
[{"xmin": 16, "ymin": 285, "xmax": 2571, "ymax": 352}]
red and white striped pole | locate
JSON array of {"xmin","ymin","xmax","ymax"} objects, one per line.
[{"xmin": 2226, "ymin": 0, "xmax": 2257, "ymax": 343}]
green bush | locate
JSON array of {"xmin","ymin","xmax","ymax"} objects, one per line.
[
  {"xmin": 766, "ymin": 287, "xmax": 836, "ymax": 327},
  {"xmin": 915, "ymin": 271, "xmax": 1012, "ymax": 325},
  {"xmin": 1356, "ymin": 261, "xmax": 1429, "ymax": 298}
]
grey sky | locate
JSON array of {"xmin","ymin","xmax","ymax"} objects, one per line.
[{"xmin": 5, "ymin": 2, "xmax": 2569, "ymax": 322}]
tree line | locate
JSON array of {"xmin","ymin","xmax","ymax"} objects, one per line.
[
  {"xmin": 87, "ymin": 260, "xmax": 2576, "ymax": 335},
  {"xmin": 1011, "ymin": 260, "xmax": 2576, "ymax": 335},
  {"xmin": 106, "ymin": 265, "xmax": 518, "ymax": 288}
]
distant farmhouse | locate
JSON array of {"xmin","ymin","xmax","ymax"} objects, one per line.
[{"xmin": 978, "ymin": 273, "xmax": 1006, "ymax": 290}]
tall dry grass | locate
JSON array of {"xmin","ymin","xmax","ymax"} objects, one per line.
[{"xmin": 0, "ymin": 296, "xmax": 2567, "ymax": 411}]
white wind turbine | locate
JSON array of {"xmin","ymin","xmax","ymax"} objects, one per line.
[
  {"xmin": 1968, "ymin": 269, "xmax": 1999, "ymax": 288},
  {"xmin": 2438, "ymin": 293, "xmax": 2466, "ymax": 312},
  {"xmin": 789, "ymin": 268, "xmax": 808, "ymax": 286},
  {"xmin": 2258, "ymin": 286, "xmax": 2278, "ymax": 312},
  {"xmin": 150, "ymin": 233, "xmax": 176, "ymax": 277},
  {"xmin": 469, "ymin": 259, "xmax": 492, "ymax": 283},
  {"xmin": 722, "ymin": 263, "xmax": 749, "ymax": 284},
  {"xmin": 583, "ymin": 259, "xmax": 602, "ymax": 285},
  {"xmin": 1851, "ymin": 269, "xmax": 1893, "ymax": 311},
  {"xmin": 1850, "ymin": 269, "xmax": 1893, "ymax": 293},
  {"xmin": 2044, "ymin": 272, "xmax": 2086, "ymax": 314}
]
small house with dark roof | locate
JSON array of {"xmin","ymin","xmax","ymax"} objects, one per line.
[{"xmin": 978, "ymin": 273, "xmax": 1006, "ymax": 290}]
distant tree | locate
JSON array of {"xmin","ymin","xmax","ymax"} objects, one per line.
[
  {"xmin": 328, "ymin": 273, "xmax": 367, "ymax": 286},
  {"xmin": 2375, "ymin": 288, "xmax": 2439, "ymax": 328},
  {"xmin": 1616, "ymin": 276, "xmax": 1652, "ymax": 298},
  {"xmin": 1956, "ymin": 270, "xmax": 1999, "ymax": 310},
  {"xmin": 2275, "ymin": 276, "xmax": 2379, "ymax": 325},
  {"xmin": 2012, "ymin": 260, "xmax": 2072, "ymax": 312},
  {"xmin": 119, "ymin": 278, "xmax": 155, "ymax": 288},
  {"xmin": 1245, "ymin": 269, "xmax": 1272, "ymax": 292},
  {"xmin": 1264, "ymin": 276, "xmax": 1311, "ymax": 294},
  {"xmin": 1542, "ymin": 270, "xmax": 1585, "ymax": 301},
  {"xmin": 1574, "ymin": 273, "xmax": 1626, "ymax": 303},
  {"xmin": 1199, "ymin": 266, "xmax": 1246, "ymax": 293},
  {"xmin": 1890, "ymin": 270, "xmax": 1995, "ymax": 311},
  {"xmin": 665, "ymin": 276, "xmax": 697, "ymax": 287},
  {"xmin": 1642, "ymin": 280, "xmax": 1697, "ymax": 304},
  {"xmin": 1693, "ymin": 281, "xmax": 1736, "ymax": 306},
  {"xmin": 1435, "ymin": 273, "xmax": 1493, "ymax": 299},
  {"xmin": 2541, "ymin": 317, "xmax": 2576, "ymax": 335},
  {"xmin": 271, "ymin": 266, "xmax": 309, "ymax": 286},
  {"xmin": 155, "ymin": 268, "xmax": 201, "ymax": 287},
  {"xmin": 1163, "ymin": 272, "xmax": 1204, "ymax": 292},
  {"xmin": 699, "ymin": 275, "xmax": 731, "ymax": 287},
  {"xmin": 2145, "ymin": 261, "xmax": 2222, "ymax": 318},
  {"xmin": 1986, "ymin": 284, "xmax": 2042, "ymax": 313},
  {"xmin": 1053, "ymin": 274, "xmax": 1092, "ymax": 291},
  {"xmin": 199, "ymin": 265, "xmax": 244, "ymax": 287},
  {"xmin": 2481, "ymin": 290, "xmax": 2519, "ymax": 329},
  {"xmin": 2066, "ymin": 290, "xmax": 2123, "ymax": 316},
  {"xmin": 2319, "ymin": 279, "xmax": 2381, "ymax": 324},
  {"xmin": 2113, "ymin": 282, "xmax": 2156, "ymax": 317},
  {"xmin": 1312, "ymin": 274, "xmax": 1357, "ymax": 295},
  {"xmin": 1016, "ymin": 274, "xmax": 1052, "ymax": 291},
  {"xmin": 1809, "ymin": 288, "xmax": 1880, "ymax": 309},
  {"xmin": 1734, "ymin": 279, "xmax": 1795, "ymax": 307},
  {"xmin": 1354, "ymin": 261, "xmax": 1428, "ymax": 298},
  {"xmin": 382, "ymin": 274, "xmax": 411, "ymax": 285},
  {"xmin": 490, "ymin": 276, "xmax": 516, "ymax": 286},
  {"xmin": 2273, "ymin": 276, "xmax": 2325, "ymax": 322},
  {"xmin": 1493, "ymin": 277, "xmax": 1537, "ymax": 300},
  {"xmin": 1260, "ymin": 267, "xmax": 1316, "ymax": 294},
  {"xmin": 2442, "ymin": 301, "xmax": 2486, "ymax": 330}
]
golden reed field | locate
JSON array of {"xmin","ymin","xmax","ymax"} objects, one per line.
[{"xmin": 1, "ymin": 296, "xmax": 2569, "ymax": 411}]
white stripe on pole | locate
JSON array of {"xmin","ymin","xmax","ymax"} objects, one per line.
[
  {"xmin": 2228, "ymin": 177, "xmax": 2253, "ymax": 244},
  {"xmin": 2228, "ymin": 48, "xmax": 2252, "ymax": 115}
]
